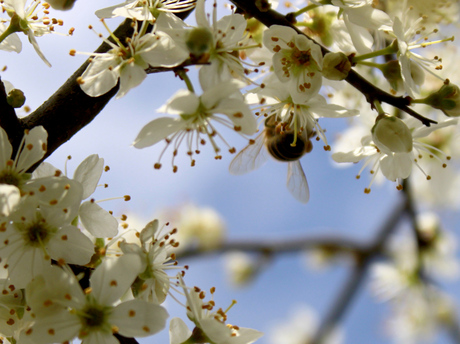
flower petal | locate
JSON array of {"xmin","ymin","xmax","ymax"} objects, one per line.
[
  {"xmin": 133, "ymin": 117, "xmax": 188, "ymax": 149},
  {"xmin": 111, "ymin": 299, "xmax": 168, "ymax": 337},
  {"xmin": 73, "ymin": 154, "xmax": 104, "ymax": 199},
  {"xmin": 79, "ymin": 201, "xmax": 119, "ymax": 237}
]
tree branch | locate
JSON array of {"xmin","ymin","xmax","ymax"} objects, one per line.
[
  {"xmin": 309, "ymin": 198, "xmax": 409, "ymax": 344},
  {"xmin": 177, "ymin": 236, "xmax": 368, "ymax": 260},
  {"xmin": 230, "ymin": 0, "xmax": 437, "ymax": 126}
]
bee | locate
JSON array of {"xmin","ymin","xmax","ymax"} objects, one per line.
[{"xmin": 229, "ymin": 115, "xmax": 313, "ymax": 203}]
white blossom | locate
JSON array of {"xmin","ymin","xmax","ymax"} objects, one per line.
[
  {"xmin": 25, "ymin": 255, "xmax": 168, "ymax": 344},
  {"xmin": 263, "ymin": 25, "xmax": 323, "ymax": 103},
  {"xmin": 133, "ymin": 79, "xmax": 257, "ymax": 171}
]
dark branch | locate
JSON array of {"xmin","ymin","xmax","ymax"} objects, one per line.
[
  {"xmin": 19, "ymin": 19, "xmax": 136, "ymax": 162},
  {"xmin": 0, "ymin": 78, "xmax": 23, "ymax": 152},
  {"xmin": 229, "ymin": 0, "xmax": 437, "ymax": 126},
  {"xmin": 176, "ymin": 236, "xmax": 368, "ymax": 260}
]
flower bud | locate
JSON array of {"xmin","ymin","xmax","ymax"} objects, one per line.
[
  {"xmin": 7, "ymin": 89, "xmax": 25, "ymax": 108},
  {"xmin": 186, "ymin": 27, "xmax": 214, "ymax": 56},
  {"xmin": 423, "ymin": 83, "xmax": 460, "ymax": 117},
  {"xmin": 46, "ymin": 0, "xmax": 76, "ymax": 11},
  {"xmin": 322, "ymin": 52, "xmax": 351, "ymax": 80},
  {"xmin": 382, "ymin": 60, "xmax": 402, "ymax": 91},
  {"xmin": 371, "ymin": 114, "xmax": 413, "ymax": 154}
]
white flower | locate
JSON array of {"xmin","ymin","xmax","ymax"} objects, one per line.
[
  {"xmin": 0, "ymin": 22, "xmax": 21, "ymax": 53},
  {"xmin": 332, "ymin": 116, "xmax": 458, "ymax": 193},
  {"xmin": 0, "ymin": 187, "xmax": 94, "ymax": 288},
  {"xmin": 96, "ymin": 0, "xmax": 196, "ymax": 21},
  {"xmin": 224, "ymin": 251, "xmax": 256, "ymax": 287},
  {"xmin": 263, "ymin": 25, "xmax": 323, "ymax": 103},
  {"xmin": 76, "ymin": 20, "xmax": 189, "ymax": 98},
  {"xmin": 331, "ymin": 0, "xmax": 392, "ymax": 54},
  {"xmin": 133, "ymin": 80, "xmax": 257, "ymax": 171},
  {"xmin": 250, "ymin": 73, "xmax": 358, "ymax": 149},
  {"xmin": 1, "ymin": 0, "xmax": 64, "ymax": 66},
  {"xmin": 384, "ymin": 12, "xmax": 453, "ymax": 97},
  {"xmin": 25, "ymin": 255, "xmax": 168, "ymax": 344},
  {"xmin": 33, "ymin": 154, "xmax": 119, "ymax": 238},
  {"xmin": 119, "ymin": 219, "xmax": 185, "ymax": 303},
  {"xmin": 193, "ymin": 0, "xmax": 256, "ymax": 90},
  {"xmin": 371, "ymin": 244, "xmax": 456, "ymax": 344},
  {"xmin": 0, "ymin": 125, "xmax": 69, "ymax": 210},
  {"xmin": 170, "ymin": 276, "xmax": 263, "ymax": 344},
  {"xmin": 159, "ymin": 203, "xmax": 226, "ymax": 252}
]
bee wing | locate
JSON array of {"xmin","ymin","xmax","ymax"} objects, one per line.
[
  {"xmin": 229, "ymin": 132, "xmax": 268, "ymax": 175},
  {"xmin": 286, "ymin": 161, "xmax": 310, "ymax": 203}
]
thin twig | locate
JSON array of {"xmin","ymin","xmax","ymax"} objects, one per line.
[
  {"xmin": 309, "ymin": 198, "xmax": 409, "ymax": 344},
  {"xmin": 176, "ymin": 236, "xmax": 368, "ymax": 260}
]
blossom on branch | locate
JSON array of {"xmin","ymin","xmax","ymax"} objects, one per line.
[
  {"xmin": 332, "ymin": 114, "xmax": 458, "ymax": 193},
  {"xmin": 74, "ymin": 19, "xmax": 189, "ymax": 98},
  {"xmin": 133, "ymin": 79, "xmax": 257, "ymax": 171},
  {"xmin": 1, "ymin": 0, "xmax": 66, "ymax": 66},
  {"xmin": 263, "ymin": 25, "xmax": 323, "ymax": 103}
]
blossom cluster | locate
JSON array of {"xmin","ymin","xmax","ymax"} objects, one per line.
[
  {"xmin": 1, "ymin": 0, "xmax": 460, "ymax": 343},
  {"xmin": 0, "ymin": 126, "xmax": 261, "ymax": 344}
]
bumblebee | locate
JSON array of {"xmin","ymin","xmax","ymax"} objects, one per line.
[{"xmin": 229, "ymin": 115, "xmax": 313, "ymax": 203}]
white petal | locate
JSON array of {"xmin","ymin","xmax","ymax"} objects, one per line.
[
  {"xmin": 29, "ymin": 177, "xmax": 83, "ymax": 225},
  {"xmin": 263, "ymin": 25, "xmax": 296, "ymax": 51},
  {"xmin": 216, "ymin": 14, "xmax": 247, "ymax": 47},
  {"xmin": 346, "ymin": 5, "xmax": 393, "ymax": 30},
  {"xmin": 116, "ymin": 62, "xmax": 147, "ymax": 99},
  {"xmin": 0, "ymin": 184, "xmax": 20, "ymax": 216},
  {"xmin": 16, "ymin": 126, "xmax": 48, "ymax": 173},
  {"xmin": 133, "ymin": 117, "xmax": 188, "ymax": 149},
  {"xmin": 140, "ymin": 33, "xmax": 189, "ymax": 68},
  {"xmin": 159, "ymin": 89, "xmax": 200, "ymax": 115},
  {"xmin": 343, "ymin": 14, "xmax": 373, "ymax": 54},
  {"xmin": 47, "ymin": 225, "xmax": 94, "ymax": 265},
  {"xmin": 380, "ymin": 153, "xmax": 412, "ymax": 181},
  {"xmin": 139, "ymin": 219, "xmax": 159, "ymax": 244},
  {"xmin": 0, "ymin": 23, "xmax": 21, "ymax": 53},
  {"xmin": 73, "ymin": 154, "xmax": 104, "ymax": 199},
  {"xmin": 195, "ymin": 0, "xmax": 211, "ymax": 28},
  {"xmin": 28, "ymin": 31, "xmax": 51, "ymax": 67},
  {"xmin": 95, "ymin": 3, "xmax": 127, "ymax": 18},
  {"xmin": 331, "ymin": 147, "xmax": 373, "ymax": 163},
  {"xmin": 80, "ymin": 55, "xmax": 121, "ymax": 97},
  {"xmin": 90, "ymin": 254, "xmax": 143, "ymax": 305},
  {"xmin": 212, "ymin": 99, "xmax": 257, "ymax": 135},
  {"xmin": 26, "ymin": 311, "xmax": 81, "ymax": 344},
  {"xmin": 79, "ymin": 201, "xmax": 119, "ymax": 237},
  {"xmin": 32, "ymin": 162, "xmax": 61, "ymax": 179},
  {"xmin": 81, "ymin": 331, "xmax": 119, "ymax": 344},
  {"xmin": 169, "ymin": 318, "xmax": 192, "ymax": 344},
  {"xmin": 111, "ymin": 299, "xmax": 168, "ymax": 337},
  {"xmin": 201, "ymin": 79, "xmax": 245, "ymax": 109},
  {"xmin": 230, "ymin": 327, "xmax": 264, "ymax": 344},
  {"xmin": 0, "ymin": 126, "xmax": 12, "ymax": 168}
]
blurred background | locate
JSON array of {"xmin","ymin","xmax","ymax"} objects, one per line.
[{"xmin": 2, "ymin": 0, "xmax": 460, "ymax": 343}]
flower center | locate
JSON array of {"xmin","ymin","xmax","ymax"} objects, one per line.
[
  {"xmin": 0, "ymin": 169, "xmax": 22, "ymax": 187},
  {"xmin": 79, "ymin": 301, "xmax": 112, "ymax": 336},
  {"xmin": 291, "ymin": 47, "xmax": 312, "ymax": 67},
  {"xmin": 280, "ymin": 44, "xmax": 315, "ymax": 79},
  {"xmin": 22, "ymin": 219, "xmax": 53, "ymax": 247}
]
